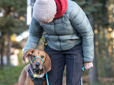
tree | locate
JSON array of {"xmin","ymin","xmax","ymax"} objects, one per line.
[
  {"xmin": 98, "ymin": 0, "xmax": 112, "ymax": 77},
  {"xmin": 0, "ymin": 0, "xmax": 28, "ymax": 66},
  {"xmin": 87, "ymin": 0, "xmax": 99, "ymax": 84}
]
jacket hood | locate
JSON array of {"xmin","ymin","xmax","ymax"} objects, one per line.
[{"xmin": 54, "ymin": 0, "xmax": 68, "ymax": 19}]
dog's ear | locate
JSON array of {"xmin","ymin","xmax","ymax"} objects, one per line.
[
  {"xmin": 43, "ymin": 53, "xmax": 51, "ymax": 74},
  {"xmin": 22, "ymin": 49, "xmax": 34, "ymax": 63}
]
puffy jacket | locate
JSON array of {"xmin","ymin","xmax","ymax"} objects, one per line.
[{"xmin": 24, "ymin": 0, "xmax": 94, "ymax": 62}]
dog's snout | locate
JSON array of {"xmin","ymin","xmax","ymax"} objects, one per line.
[{"xmin": 35, "ymin": 62, "xmax": 40, "ymax": 67}]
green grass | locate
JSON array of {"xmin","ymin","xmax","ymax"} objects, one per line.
[
  {"xmin": 0, "ymin": 65, "xmax": 114, "ymax": 85},
  {"xmin": 91, "ymin": 82, "xmax": 114, "ymax": 85},
  {"xmin": 0, "ymin": 65, "xmax": 24, "ymax": 85}
]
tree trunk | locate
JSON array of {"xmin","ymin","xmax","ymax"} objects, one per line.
[
  {"xmin": 0, "ymin": 39, "xmax": 4, "ymax": 67},
  {"xmin": 102, "ymin": 28, "xmax": 112, "ymax": 77},
  {"xmin": 6, "ymin": 35, "xmax": 11, "ymax": 66},
  {"xmin": 0, "ymin": 37, "xmax": 5, "ymax": 69},
  {"xmin": 89, "ymin": 54, "xmax": 99, "ymax": 84},
  {"xmin": 97, "ymin": 26, "xmax": 105, "ymax": 76},
  {"xmin": 89, "ymin": 13, "xmax": 99, "ymax": 84}
]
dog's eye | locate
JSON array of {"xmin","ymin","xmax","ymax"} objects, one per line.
[
  {"xmin": 33, "ymin": 55, "xmax": 35, "ymax": 57},
  {"xmin": 41, "ymin": 55, "xmax": 44, "ymax": 58}
]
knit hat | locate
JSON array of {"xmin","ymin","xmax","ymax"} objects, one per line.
[{"xmin": 33, "ymin": 0, "xmax": 57, "ymax": 22}]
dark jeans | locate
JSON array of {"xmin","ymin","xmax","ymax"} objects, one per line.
[{"xmin": 44, "ymin": 43, "xmax": 83, "ymax": 85}]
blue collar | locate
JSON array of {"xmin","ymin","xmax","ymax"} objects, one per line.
[{"xmin": 32, "ymin": 57, "xmax": 44, "ymax": 65}]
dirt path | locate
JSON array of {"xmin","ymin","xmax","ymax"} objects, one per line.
[{"xmin": 63, "ymin": 76, "xmax": 114, "ymax": 85}]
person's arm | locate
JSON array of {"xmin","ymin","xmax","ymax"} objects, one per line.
[
  {"xmin": 23, "ymin": 17, "xmax": 43, "ymax": 53},
  {"xmin": 70, "ymin": 3, "xmax": 94, "ymax": 68}
]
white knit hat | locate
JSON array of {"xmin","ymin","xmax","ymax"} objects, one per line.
[{"xmin": 33, "ymin": 0, "xmax": 57, "ymax": 22}]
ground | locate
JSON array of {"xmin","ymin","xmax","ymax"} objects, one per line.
[{"xmin": 63, "ymin": 76, "xmax": 114, "ymax": 85}]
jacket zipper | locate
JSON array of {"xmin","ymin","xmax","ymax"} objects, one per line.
[{"xmin": 53, "ymin": 21, "xmax": 62, "ymax": 51}]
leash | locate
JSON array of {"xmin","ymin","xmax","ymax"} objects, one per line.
[
  {"xmin": 28, "ymin": 56, "xmax": 49, "ymax": 85},
  {"xmin": 46, "ymin": 72, "xmax": 49, "ymax": 85},
  {"xmin": 81, "ymin": 67, "xmax": 85, "ymax": 85}
]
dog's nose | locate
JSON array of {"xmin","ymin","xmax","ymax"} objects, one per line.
[{"xmin": 35, "ymin": 62, "xmax": 40, "ymax": 67}]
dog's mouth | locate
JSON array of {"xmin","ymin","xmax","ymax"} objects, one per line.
[
  {"xmin": 34, "ymin": 66, "xmax": 42, "ymax": 70},
  {"xmin": 33, "ymin": 67, "xmax": 43, "ymax": 74}
]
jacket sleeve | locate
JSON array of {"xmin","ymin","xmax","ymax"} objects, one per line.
[
  {"xmin": 70, "ymin": 3, "xmax": 94, "ymax": 62},
  {"xmin": 23, "ymin": 17, "xmax": 43, "ymax": 53}
]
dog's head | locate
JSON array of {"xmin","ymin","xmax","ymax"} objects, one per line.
[{"xmin": 23, "ymin": 49, "xmax": 51, "ymax": 74}]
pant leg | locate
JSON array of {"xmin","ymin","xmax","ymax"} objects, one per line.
[
  {"xmin": 64, "ymin": 43, "xmax": 83, "ymax": 85},
  {"xmin": 44, "ymin": 45, "xmax": 66, "ymax": 85}
]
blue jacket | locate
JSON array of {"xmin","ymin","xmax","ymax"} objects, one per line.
[{"xmin": 24, "ymin": 0, "xmax": 94, "ymax": 62}]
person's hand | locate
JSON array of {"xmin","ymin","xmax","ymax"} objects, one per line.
[{"xmin": 84, "ymin": 62, "xmax": 93, "ymax": 70}]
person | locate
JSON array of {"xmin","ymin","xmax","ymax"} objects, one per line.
[{"xmin": 23, "ymin": 0, "xmax": 94, "ymax": 85}]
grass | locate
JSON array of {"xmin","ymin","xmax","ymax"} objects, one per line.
[
  {"xmin": 0, "ymin": 65, "xmax": 24, "ymax": 85},
  {"xmin": 91, "ymin": 82, "xmax": 114, "ymax": 85}
]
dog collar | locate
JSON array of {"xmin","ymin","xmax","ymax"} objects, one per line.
[
  {"xmin": 33, "ymin": 73, "xmax": 45, "ymax": 78},
  {"xmin": 32, "ymin": 57, "xmax": 44, "ymax": 65}
]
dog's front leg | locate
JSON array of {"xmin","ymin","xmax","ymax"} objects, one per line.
[
  {"xmin": 18, "ymin": 68, "xmax": 27, "ymax": 85},
  {"xmin": 25, "ymin": 74, "xmax": 34, "ymax": 85}
]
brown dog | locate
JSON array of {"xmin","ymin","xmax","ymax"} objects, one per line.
[{"xmin": 18, "ymin": 49, "xmax": 51, "ymax": 85}]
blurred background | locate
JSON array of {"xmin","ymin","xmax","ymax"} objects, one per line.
[{"xmin": 0, "ymin": 0, "xmax": 114, "ymax": 85}]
